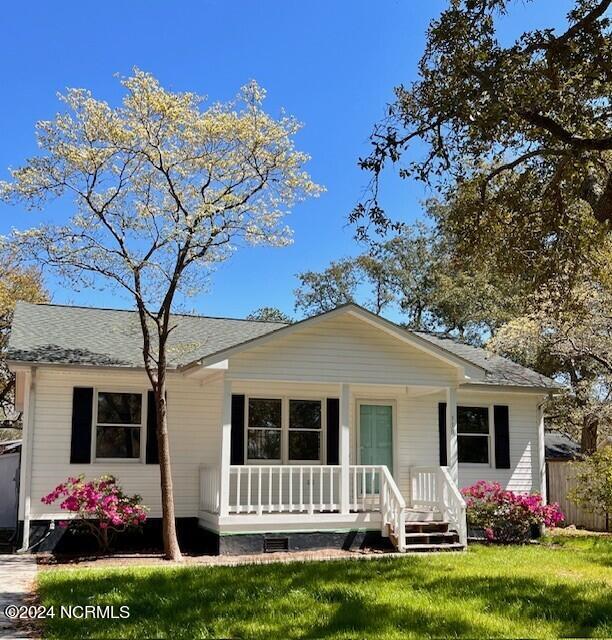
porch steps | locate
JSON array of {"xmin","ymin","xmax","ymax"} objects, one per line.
[
  {"xmin": 404, "ymin": 508, "xmax": 444, "ymax": 522},
  {"xmin": 403, "ymin": 542, "xmax": 464, "ymax": 552},
  {"xmin": 404, "ymin": 531, "xmax": 458, "ymax": 541},
  {"xmin": 393, "ymin": 513, "xmax": 464, "ymax": 552}
]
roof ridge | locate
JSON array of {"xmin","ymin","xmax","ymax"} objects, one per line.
[
  {"xmin": 413, "ymin": 329, "xmax": 493, "ymax": 352},
  {"xmin": 16, "ymin": 301, "xmax": 289, "ymax": 325}
]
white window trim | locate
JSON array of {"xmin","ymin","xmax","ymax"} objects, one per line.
[
  {"xmin": 92, "ymin": 388, "xmax": 148, "ymax": 464},
  {"xmin": 245, "ymin": 394, "xmax": 326, "ymax": 465},
  {"xmin": 457, "ymin": 404, "xmax": 495, "ymax": 468}
]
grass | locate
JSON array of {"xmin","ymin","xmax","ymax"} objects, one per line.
[{"xmin": 37, "ymin": 535, "xmax": 612, "ymax": 639}]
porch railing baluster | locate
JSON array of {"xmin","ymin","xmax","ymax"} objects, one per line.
[
  {"xmin": 309, "ymin": 467, "xmax": 314, "ymax": 514},
  {"xmin": 268, "ymin": 467, "xmax": 272, "ymax": 512},
  {"xmin": 278, "ymin": 466, "xmax": 283, "ymax": 513},
  {"xmin": 247, "ymin": 467, "xmax": 252, "ymax": 513},
  {"xmin": 299, "ymin": 467, "xmax": 304, "ymax": 512},
  {"xmin": 257, "ymin": 467, "xmax": 263, "ymax": 515}
]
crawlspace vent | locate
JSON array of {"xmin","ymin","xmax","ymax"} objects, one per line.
[{"xmin": 263, "ymin": 536, "xmax": 289, "ymax": 553}]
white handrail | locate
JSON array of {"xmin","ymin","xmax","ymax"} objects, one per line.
[
  {"xmin": 410, "ymin": 465, "xmax": 467, "ymax": 547},
  {"xmin": 439, "ymin": 466, "xmax": 467, "ymax": 547},
  {"xmin": 379, "ymin": 465, "xmax": 406, "ymax": 551}
]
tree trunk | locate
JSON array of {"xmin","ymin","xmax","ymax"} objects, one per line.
[
  {"xmin": 580, "ymin": 414, "xmax": 598, "ymax": 455},
  {"xmin": 156, "ymin": 365, "xmax": 182, "ymax": 561}
]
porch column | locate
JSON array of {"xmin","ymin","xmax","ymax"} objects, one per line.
[
  {"xmin": 219, "ymin": 377, "xmax": 232, "ymax": 517},
  {"xmin": 445, "ymin": 387, "xmax": 459, "ymax": 485},
  {"xmin": 340, "ymin": 383, "xmax": 350, "ymax": 514}
]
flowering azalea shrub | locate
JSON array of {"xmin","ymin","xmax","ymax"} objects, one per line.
[
  {"xmin": 42, "ymin": 475, "xmax": 148, "ymax": 551},
  {"xmin": 461, "ymin": 480, "xmax": 564, "ymax": 543}
]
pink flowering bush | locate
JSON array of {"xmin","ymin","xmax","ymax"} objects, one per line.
[
  {"xmin": 461, "ymin": 480, "xmax": 564, "ymax": 543},
  {"xmin": 42, "ymin": 475, "xmax": 148, "ymax": 551}
]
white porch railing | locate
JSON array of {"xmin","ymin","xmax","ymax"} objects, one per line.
[
  {"xmin": 199, "ymin": 464, "xmax": 406, "ymax": 544},
  {"xmin": 410, "ymin": 465, "xmax": 467, "ymax": 546},
  {"xmin": 199, "ymin": 463, "xmax": 464, "ymax": 551},
  {"xmin": 199, "ymin": 465, "xmax": 220, "ymax": 513},
  {"xmin": 227, "ymin": 465, "xmax": 342, "ymax": 514}
]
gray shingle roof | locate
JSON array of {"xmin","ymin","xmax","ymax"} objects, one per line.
[
  {"xmin": 545, "ymin": 432, "xmax": 580, "ymax": 460},
  {"xmin": 7, "ymin": 302, "xmax": 560, "ymax": 390},
  {"xmin": 7, "ymin": 302, "xmax": 286, "ymax": 368},
  {"xmin": 413, "ymin": 330, "xmax": 561, "ymax": 389}
]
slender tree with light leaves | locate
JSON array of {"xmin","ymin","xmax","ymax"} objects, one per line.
[
  {"xmin": 0, "ymin": 70, "xmax": 322, "ymax": 560},
  {"xmin": 0, "ymin": 250, "xmax": 47, "ymax": 438}
]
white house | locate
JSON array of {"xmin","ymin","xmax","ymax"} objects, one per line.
[{"xmin": 8, "ymin": 302, "xmax": 560, "ymax": 554}]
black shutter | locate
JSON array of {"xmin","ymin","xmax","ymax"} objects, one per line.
[
  {"xmin": 231, "ymin": 394, "xmax": 246, "ymax": 465},
  {"xmin": 146, "ymin": 391, "xmax": 159, "ymax": 464},
  {"xmin": 438, "ymin": 402, "xmax": 448, "ymax": 466},
  {"xmin": 326, "ymin": 398, "xmax": 340, "ymax": 465},
  {"xmin": 70, "ymin": 387, "xmax": 93, "ymax": 463},
  {"xmin": 494, "ymin": 405, "xmax": 511, "ymax": 469}
]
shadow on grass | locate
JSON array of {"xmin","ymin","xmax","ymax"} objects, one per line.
[{"xmin": 38, "ymin": 548, "xmax": 612, "ymax": 639}]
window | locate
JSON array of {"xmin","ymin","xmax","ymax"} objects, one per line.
[
  {"xmin": 457, "ymin": 406, "xmax": 490, "ymax": 464},
  {"xmin": 95, "ymin": 392, "xmax": 143, "ymax": 459},
  {"xmin": 247, "ymin": 398, "xmax": 282, "ymax": 460},
  {"xmin": 245, "ymin": 397, "xmax": 324, "ymax": 463},
  {"xmin": 289, "ymin": 399, "xmax": 322, "ymax": 461}
]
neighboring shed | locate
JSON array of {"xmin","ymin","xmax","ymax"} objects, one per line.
[
  {"xmin": 545, "ymin": 431, "xmax": 580, "ymax": 461},
  {"xmin": 0, "ymin": 440, "xmax": 21, "ymax": 530}
]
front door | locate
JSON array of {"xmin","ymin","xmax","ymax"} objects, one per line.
[{"xmin": 359, "ymin": 404, "xmax": 393, "ymax": 476}]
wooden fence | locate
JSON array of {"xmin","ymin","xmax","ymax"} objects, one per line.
[{"xmin": 547, "ymin": 461, "xmax": 609, "ymax": 531}]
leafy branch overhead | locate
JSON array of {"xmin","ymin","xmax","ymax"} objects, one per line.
[{"xmin": 352, "ymin": 0, "xmax": 611, "ymax": 243}]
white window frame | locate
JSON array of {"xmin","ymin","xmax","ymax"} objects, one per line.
[
  {"xmin": 287, "ymin": 398, "xmax": 325, "ymax": 465},
  {"xmin": 245, "ymin": 396, "xmax": 283, "ymax": 465},
  {"xmin": 92, "ymin": 388, "xmax": 147, "ymax": 463},
  {"xmin": 245, "ymin": 394, "xmax": 326, "ymax": 465},
  {"xmin": 457, "ymin": 404, "xmax": 495, "ymax": 468}
]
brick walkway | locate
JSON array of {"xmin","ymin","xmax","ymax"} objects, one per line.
[
  {"xmin": 39, "ymin": 547, "xmax": 414, "ymax": 571},
  {"xmin": 0, "ymin": 555, "xmax": 38, "ymax": 638}
]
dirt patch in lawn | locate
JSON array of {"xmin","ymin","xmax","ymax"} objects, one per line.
[{"xmin": 550, "ymin": 526, "xmax": 612, "ymax": 537}]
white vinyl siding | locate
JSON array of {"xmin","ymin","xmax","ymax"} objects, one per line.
[
  {"xmin": 29, "ymin": 367, "xmax": 222, "ymax": 519},
  {"xmin": 456, "ymin": 390, "xmax": 542, "ymax": 493},
  {"xmin": 227, "ymin": 314, "xmax": 462, "ymax": 386}
]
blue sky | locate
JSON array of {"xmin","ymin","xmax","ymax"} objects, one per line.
[{"xmin": 0, "ymin": 0, "xmax": 574, "ymax": 319}]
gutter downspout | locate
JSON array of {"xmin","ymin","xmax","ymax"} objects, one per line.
[
  {"xmin": 17, "ymin": 367, "xmax": 36, "ymax": 553},
  {"xmin": 537, "ymin": 393, "xmax": 551, "ymax": 506}
]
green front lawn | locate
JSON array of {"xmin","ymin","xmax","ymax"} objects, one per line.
[{"xmin": 37, "ymin": 535, "xmax": 612, "ymax": 639}]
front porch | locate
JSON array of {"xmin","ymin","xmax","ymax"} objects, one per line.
[
  {"xmin": 191, "ymin": 376, "xmax": 468, "ymax": 553},
  {"xmin": 198, "ymin": 462, "xmax": 467, "ymax": 551}
]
